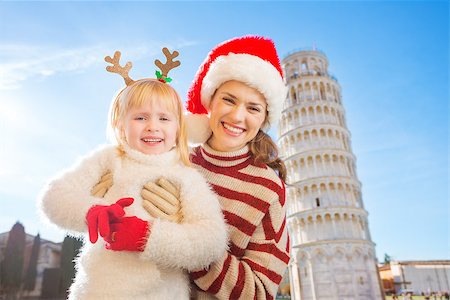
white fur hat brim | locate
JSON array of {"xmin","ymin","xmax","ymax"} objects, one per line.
[{"xmin": 185, "ymin": 113, "xmax": 212, "ymax": 145}]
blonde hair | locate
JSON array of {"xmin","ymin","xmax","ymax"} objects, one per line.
[{"xmin": 109, "ymin": 79, "xmax": 190, "ymax": 166}]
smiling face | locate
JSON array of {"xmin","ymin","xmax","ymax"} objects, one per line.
[
  {"xmin": 122, "ymin": 101, "xmax": 178, "ymax": 155},
  {"xmin": 207, "ymin": 80, "xmax": 267, "ymax": 152}
]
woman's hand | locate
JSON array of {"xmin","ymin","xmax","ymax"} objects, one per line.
[
  {"xmin": 141, "ymin": 177, "xmax": 183, "ymax": 223},
  {"xmin": 91, "ymin": 172, "xmax": 182, "ymax": 222},
  {"xmin": 91, "ymin": 170, "xmax": 113, "ymax": 197}
]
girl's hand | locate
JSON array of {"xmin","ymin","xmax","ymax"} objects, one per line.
[
  {"xmin": 86, "ymin": 197, "xmax": 134, "ymax": 243},
  {"xmin": 91, "ymin": 170, "xmax": 113, "ymax": 197},
  {"xmin": 141, "ymin": 177, "xmax": 183, "ymax": 223},
  {"xmin": 104, "ymin": 216, "xmax": 149, "ymax": 252}
]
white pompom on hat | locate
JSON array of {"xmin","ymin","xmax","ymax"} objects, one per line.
[{"xmin": 185, "ymin": 35, "xmax": 287, "ymax": 144}]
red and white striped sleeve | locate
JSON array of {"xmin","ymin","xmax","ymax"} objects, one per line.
[{"xmin": 191, "ymin": 186, "xmax": 290, "ymax": 300}]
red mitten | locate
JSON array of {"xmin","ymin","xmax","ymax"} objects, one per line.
[
  {"xmin": 86, "ymin": 197, "xmax": 134, "ymax": 243},
  {"xmin": 104, "ymin": 216, "xmax": 150, "ymax": 252}
]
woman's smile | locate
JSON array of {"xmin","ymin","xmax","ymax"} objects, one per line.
[{"xmin": 221, "ymin": 121, "xmax": 245, "ymax": 136}]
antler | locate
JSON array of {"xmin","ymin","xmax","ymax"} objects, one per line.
[
  {"xmin": 155, "ymin": 47, "xmax": 181, "ymax": 78},
  {"xmin": 105, "ymin": 51, "xmax": 135, "ymax": 86}
]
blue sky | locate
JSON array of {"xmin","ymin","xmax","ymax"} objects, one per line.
[{"xmin": 0, "ymin": 1, "xmax": 448, "ymax": 261}]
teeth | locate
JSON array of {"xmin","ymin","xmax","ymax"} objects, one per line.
[
  {"xmin": 223, "ymin": 123, "xmax": 244, "ymax": 134},
  {"xmin": 143, "ymin": 139, "xmax": 162, "ymax": 142}
]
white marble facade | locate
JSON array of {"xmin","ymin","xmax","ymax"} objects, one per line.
[{"xmin": 279, "ymin": 49, "xmax": 383, "ymax": 300}]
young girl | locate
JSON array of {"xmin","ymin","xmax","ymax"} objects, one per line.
[{"xmin": 38, "ymin": 49, "xmax": 228, "ymax": 300}]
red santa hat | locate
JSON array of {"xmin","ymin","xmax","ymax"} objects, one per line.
[{"xmin": 185, "ymin": 35, "xmax": 287, "ymax": 144}]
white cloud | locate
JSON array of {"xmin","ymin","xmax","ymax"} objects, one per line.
[
  {"xmin": 0, "ymin": 39, "xmax": 197, "ymax": 90},
  {"xmin": 0, "ymin": 45, "xmax": 101, "ymax": 89}
]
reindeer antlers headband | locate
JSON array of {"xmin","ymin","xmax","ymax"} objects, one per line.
[{"xmin": 105, "ymin": 47, "xmax": 181, "ymax": 85}]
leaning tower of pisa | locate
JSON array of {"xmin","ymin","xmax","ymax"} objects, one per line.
[{"xmin": 279, "ymin": 49, "xmax": 383, "ymax": 300}]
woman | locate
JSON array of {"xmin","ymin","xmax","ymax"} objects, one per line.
[
  {"xmin": 167, "ymin": 35, "xmax": 289, "ymax": 299},
  {"xmin": 96, "ymin": 35, "xmax": 290, "ymax": 299}
]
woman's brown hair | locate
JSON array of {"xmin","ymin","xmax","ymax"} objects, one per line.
[{"xmin": 249, "ymin": 130, "xmax": 286, "ymax": 182}]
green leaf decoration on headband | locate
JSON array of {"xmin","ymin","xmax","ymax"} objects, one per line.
[{"xmin": 155, "ymin": 70, "xmax": 172, "ymax": 83}]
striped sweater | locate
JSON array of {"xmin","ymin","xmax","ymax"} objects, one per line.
[{"xmin": 190, "ymin": 143, "xmax": 290, "ymax": 300}]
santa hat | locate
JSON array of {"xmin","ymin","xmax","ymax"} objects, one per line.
[{"xmin": 185, "ymin": 35, "xmax": 287, "ymax": 144}]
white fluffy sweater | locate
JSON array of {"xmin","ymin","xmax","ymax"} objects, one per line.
[{"xmin": 39, "ymin": 145, "xmax": 228, "ymax": 300}]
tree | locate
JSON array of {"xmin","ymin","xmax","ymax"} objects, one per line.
[
  {"xmin": 384, "ymin": 253, "xmax": 392, "ymax": 265},
  {"xmin": 0, "ymin": 222, "xmax": 26, "ymax": 300},
  {"xmin": 23, "ymin": 233, "xmax": 41, "ymax": 293},
  {"xmin": 59, "ymin": 235, "xmax": 83, "ymax": 297}
]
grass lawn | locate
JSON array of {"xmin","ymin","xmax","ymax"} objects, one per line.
[
  {"xmin": 385, "ymin": 296, "xmax": 446, "ymax": 300},
  {"xmin": 277, "ymin": 296, "xmax": 446, "ymax": 300},
  {"xmin": 385, "ymin": 297, "xmax": 419, "ymax": 300}
]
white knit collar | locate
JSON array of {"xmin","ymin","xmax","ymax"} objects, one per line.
[
  {"xmin": 200, "ymin": 143, "xmax": 251, "ymax": 167},
  {"xmin": 121, "ymin": 143, "xmax": 179, "ymax": 167}
]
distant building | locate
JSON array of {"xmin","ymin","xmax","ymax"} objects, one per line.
[
  {"xmin": 280, "ymin": 49, "xmax": 383, "ymax": 300},
  {"xmin": 0, "ymin": 231, "xmax": 61, "ymax": 297},
  {"xmin": 379, "ymin": 260, "xmax": 450, "ymax": 295}
]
